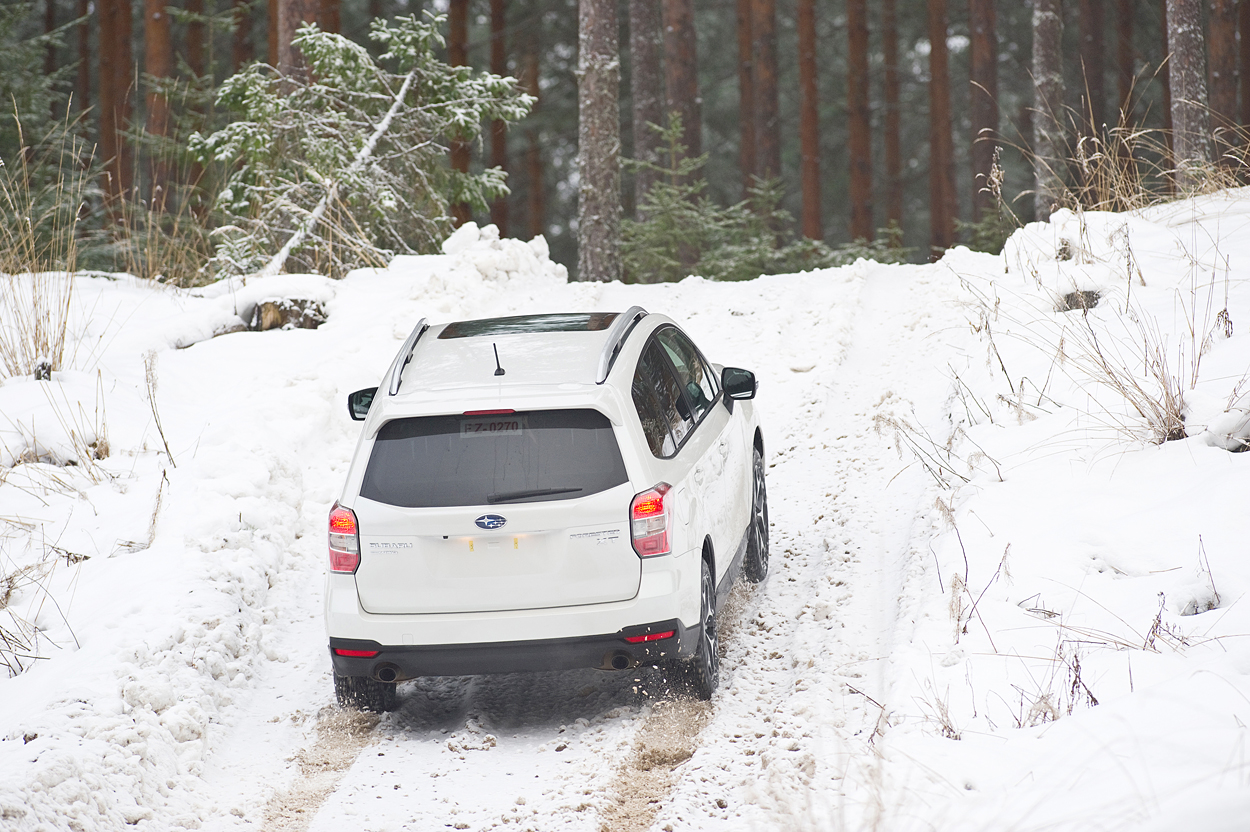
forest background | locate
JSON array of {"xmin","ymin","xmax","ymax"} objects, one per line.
[{"xmin": 1, "ymin": 0, "xmax": 1246, "ymax": 284}]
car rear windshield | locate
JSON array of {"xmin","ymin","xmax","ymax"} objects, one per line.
[
  {"xmin": 438, "ymin": 313, "xmax": 619, "ymax": 339},
  {"xmin": 360, "ymin": 409, "xmax": 628, "ymax": 508}
]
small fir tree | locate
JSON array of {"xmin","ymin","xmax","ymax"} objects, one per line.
[
  {"xmin": 622, "ymin": 115, "xmax": 910, "ymax": 283},
  {"xmin": 191, "ymin": 14, "xmax": 532, "ymax": 278}
]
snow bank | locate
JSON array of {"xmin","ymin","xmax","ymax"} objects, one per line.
[{"xmin": 880, "ymin": 192, "xmax": 1250, "ymax": 828}]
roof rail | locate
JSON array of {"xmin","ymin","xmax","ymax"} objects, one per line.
[
  {"xmin": 387, "ymin": 318, "xmax": 429, "ymax": 396},
  {"xmin": 595, "ymin": 307, "xmax": 648, "ymax": 384}
]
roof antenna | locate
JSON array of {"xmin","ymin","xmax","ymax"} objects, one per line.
[{"xmin": 493, "ymin": 343, "xmax": 506, "ymax": 376}]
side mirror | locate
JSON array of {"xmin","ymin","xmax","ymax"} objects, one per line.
[
  {"xmin": 347, "ymin": 387, "xmax": 377, "ymax": 421},
  {"xmin": 721, "ymin": 367, "xmax": 757, "ymax": 400}
]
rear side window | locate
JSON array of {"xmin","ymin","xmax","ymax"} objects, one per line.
[
  {"xmin": 361, "ymin": 409, "xmax": 628, "ymax": 508},
  {"xmin": 632, "ymin": 364, "xmax": 676, "ymax": 457}
]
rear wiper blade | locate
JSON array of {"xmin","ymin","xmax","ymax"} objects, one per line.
[{"xmin": 487, "ymin": 487, "xmax": 584, "ymax": 504}]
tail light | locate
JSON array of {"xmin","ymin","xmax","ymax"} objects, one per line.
[
  {"xmin": 630, "ymin": 482, "xmax": 672, "ymax": 557},
  {"xmin": 624, "ymin": 630, "xmax": 675, "ymax": 644},
  {"xmin": 328, "ymin": 503, "xmax": 361, "ymax": 573}
]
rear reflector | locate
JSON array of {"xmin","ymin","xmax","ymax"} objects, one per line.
[
  {"xmin": 328, "ymin": 503, "xmax": 361, "ymax": 573},
  {"xmin": 630, "ymin": 482, "xmax": 672, "ymax": 557},
  {"xmin": 624, "ymin": 630, "xmax": 675, "ymax": 644},
  {"xmin": 333, "ymin": 648, "xmax": 379, "ymax": 658}
]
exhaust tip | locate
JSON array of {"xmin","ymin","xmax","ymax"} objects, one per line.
[
  {"xmin": 610, "ymin": 652, "xmax": 633, "ymax": 671},
  {"xmin": 375, "ymin": 665, "xmax": 399, "ymax": 683}
]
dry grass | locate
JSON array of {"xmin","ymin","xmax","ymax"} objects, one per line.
[{"xmin": 0, "ymin": 113, "xmax": 84, "ymax": 380}]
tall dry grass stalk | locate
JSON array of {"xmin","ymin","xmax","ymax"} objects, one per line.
[{"xmin": 0, "ymin": 111, "xmax": 89, "ymax": 379}]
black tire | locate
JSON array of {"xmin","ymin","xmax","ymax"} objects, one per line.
[
  {"xmin": 334, "ymin": 673, "xmax": 397, "ymax": 713},
  {"xmin": 744, "ymin": 446, "xmax": 770, "ymax": 583},
  {"xmin": 680, "ymin": 558, "xmax": 720, "ymax": 700}
]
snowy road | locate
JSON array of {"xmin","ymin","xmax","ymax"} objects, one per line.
[{"xmin": 195, "ymin": 255, "xmax": 969, "ymax": 832}]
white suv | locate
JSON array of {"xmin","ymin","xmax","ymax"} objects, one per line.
[{"xmin": 325, "ymin": 308, "xmax": 767, "ymax": 711}]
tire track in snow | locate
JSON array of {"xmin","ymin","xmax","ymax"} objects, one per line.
[
  {"xmin": 653, "ymin": 261, "xmax": 965, "ymax": 830},
  {"xmin": 263, "ymin": 709, "xmax": 380, "ymax": 831}
]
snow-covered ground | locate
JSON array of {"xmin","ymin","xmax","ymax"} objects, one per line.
[{"xmin": 1, "ymin": 193, "xmax": 1248, "ymax": 831}]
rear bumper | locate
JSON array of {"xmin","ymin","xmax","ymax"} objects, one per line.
[
  {"xmin": 324, "ymin": 546, "xmax": 701, "ymax": 649},
  {"xmin": 329, "ymin": 617, "xmax": 694, "ymax": 681}
]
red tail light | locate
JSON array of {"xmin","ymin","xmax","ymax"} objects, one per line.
[
  {"xmin": 630, "ymin": 482, "xmax": 672, "ymax": 557},
  {"xmin": 328, "ymin": 503, "xmax": 361, "ymax": 573},
  {"xmin": 333, "ymin": 648, "xmax": 379, "ymax": 657},
  {"xmin": 624, "ymin": 630, "xmax": 675, "ymax": 644}
]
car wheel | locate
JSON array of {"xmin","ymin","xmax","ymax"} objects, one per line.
[
  {"xmin": 744, "ymin": 446, "xmax": 770, "ymax": 583},
  {"xmin": 680, "ymin": 558, "xmax": 720, "ymax": 700},
  {"xmin": 334, "ymin": 673, "xmax": 397, "ymax": 713}
]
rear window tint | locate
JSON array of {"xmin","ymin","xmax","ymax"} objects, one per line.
[{"xmin": 360, "ymin": 409, "xmax": 628, "ymax": 508}]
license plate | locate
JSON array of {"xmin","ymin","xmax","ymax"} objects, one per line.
[{"xmin": 459, "ymin": 416, "xmax": 526, "ymax": 437}]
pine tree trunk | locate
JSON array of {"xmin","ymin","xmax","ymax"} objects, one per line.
[
  {"xmin": 1115, "ymin": 0, "xmax": 1136, "ymax": 180},
  {"xmin": 1115, "ymin": 0, "xmax": 1134, "ymax": 123},
  {"xmin": 268, "ymin": 0, "xmax": 278, "ymax": 65},
  {"xmin": 188, "ymin": 0, "xmax": 205, "ymax": 77},
  {"xmin": 99, "ymin": 0, "xmax": 134, "ymax": 205},
  {"xmin": 928, "ymin": 0, "xmax": 956, "ymax": 253},
  {"xmin": 1079, "ymin": 0, "xmax": 1106, "ymax": 137},
  {"xmin": 1160, "ymin": 0, "xmax": 1174, "ymax": 178},
  {"xmin": 1241, "ymin": 0, "xmax": 1250, "ymax": 129},
  {"xmin": 278, "ymin": 0, "xmax": 316, "ymax": 80},
  {"xmin": 145, "ymin": 0, "xmax": 173, "ymax": 209},
  {"xmin": 1167, "ymin": 0, "xmax": 1212, "ymax": 188},
  {"xmin": 845, "ymin": 0, "xmax": 868, "ymax": 241},
  {"xmin": 736, "ymin": 0, "xmax": 755, "ymax": 197},
  {"xmin": 1206, "ymin": 0, "xmax": 1238, "ymax": 150},
  {"xmin": 798, "ymin": 0, "xmax": 823, "ymax": 240},
  {"xmin": 630, "ymin": 0, "xmax": 663, "ymax": 217},
  {"xmin": 233, "ymin": 0, "xmax": 254, "ymax": 72},
  {"xmin": 76, "ymin": 0, "xmax": 90, "ymax": 112},
  {"xmin": 577, "ymin": 0, "xmax": 621, "ymax": 282},
  {"xmin": 883, "ymin": 0, "xmax": 902, "ymax": 233},
  {"xmin": 1033, "ymin": 0, "xmax": 1064, "ymax": 220},
  {"xmin": 750, "ymin": 0, "xmax": 780, "ymax": 181},
  {"xmin": 99, "ymin": 0, "xmax": 117, "ymax": 193},
  {"xmin": 970, "ymin": 0, "xmax": 997, "ymax": 223},
  {"xmin": 489, "ymin": 0, "xmax": 509, "ymax": 234},
  {"xmin": 448, "ymin": 0, "xmax": 471, "ymax": 226},
  {"xmin": 521, "ymin": 21, "xmax": 545, "ymax": 240},
  {"xmin": 663, "ymin": 0, "xmax": 701, "ymax": 163},
  {"xmin": 320, "ymin": 0, "xmax": 341, "ymax": 33}
]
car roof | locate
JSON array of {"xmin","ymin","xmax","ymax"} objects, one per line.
[{"xmin": 394, "ymin": 309, "xmax": 650, "ymax": 394}]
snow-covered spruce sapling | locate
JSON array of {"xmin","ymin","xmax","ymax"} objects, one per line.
[
  {"xmin": 621, "ymin": 114, "xmax": 911, "ymax": 284},
  {"xmin": 191, "ymin": 14, "xmax": 532, "ymax": 278}
]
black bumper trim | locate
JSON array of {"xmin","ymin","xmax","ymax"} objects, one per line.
[{"xmin": 328, "ymin": 618, "xmax": 694, "ymax": 682}]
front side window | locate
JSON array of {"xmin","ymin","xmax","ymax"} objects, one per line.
[
  {"xmin": 360, "ymin": 409, "xmax": 627, "ymax": 507},
  {"xmin": 656, "ymin": 328, "xmax": 718, "ymax": 422},
  {"xmin": 635, "ymin": 341, "xmax": 694, "ymax": 457}
]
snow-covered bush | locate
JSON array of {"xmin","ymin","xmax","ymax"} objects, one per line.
[{"xmin": 191, "ymin": 14, "xmax": 532, "ymax": 279}]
